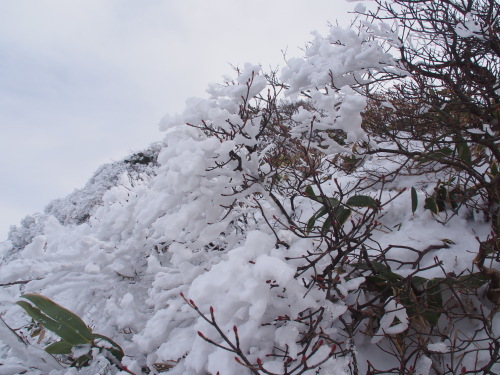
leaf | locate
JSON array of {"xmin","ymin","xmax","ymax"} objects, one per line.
[
  {"xmin": 491, "ymin": 162, "xmax": 498, "ymax": 176},
  {"xmin": 410, "ymin": 276, "xmax": 427, "ymax": 288},
  {"xmin": 321, "ymin": 207, "xmax": 352, "ymax": 233},
  {"xmin": 411, "ymin": 187, "xmax": 418, "ymax": 213},
  {"xmin": 454, "ymin": 272, "xmax": 489, "ymax": 290},
  {"xmin": 417, "ymin": 147, "xmax": 453, "ymax": 164},
  {"xmin": 306, "ymin": 206, "xmax": 328, "ymax": 233},
  {"xmin": 356, "ymin": 261, "xmax": 401, "ymax": 282},
  {"xmin": 306, "ymin": 198, "xmax": 341, "ymax": 233},
  {"xmin": 92, "ymin": 333, "xmax": 125, "ymax": 361},
  {"xmin": 364, "ymin": 275, "xmax": 390, "ymax": 291},
  {"xmin": 421, "ymin": 279, "xmax": 443, "ymax": 327},
  {"xmin": 494, "ymin": 207, "xmax": 500, "ymax": 236},
  {"xmin": 421, "ymin": 310, "xmax": 440, "ymax": 327},
  {"xmin": 357, "ymin": 261, "xmax": 393, "ymax": 274},
  {"xmin": 304, "ymin": 185, "xmax": 316, "ymax": 199},
  {"xmin": 455, "ymin": 137, "xmax": 472, "ymax": 164},
  {"xmin": 335, "ymin": 207, "xmax": 352, "ymax": 227},
  {"xmin": 346, "ymin": 195, "xmax": 378, "ymax": 210},
  {"xmin": 45, "ymin": 340, "xmax": 74, "ymax": 355},
  {"xmin": 325, "ymin": 197, "xmax": 341, "ymax": 208},
  {"xmin": 440, "ymin": 238, "xmax": 455, "ymax": 245},
  {"xmin": 72, "ymin": 354, "xmax": 91, "ymax": 368},
  {"xmin": 16, "ymin": 301, "xmax": 86, "ymax": 346},
  {"xmin": 154, "ymin": 363, "xmax": 176, "ymax": 372},
  {"xmin": 17, "ymin": 294, "xmax": 93, "ymax": 345},
  {"xmin": 424, "ymin": 197, "xmax": 439, "ymax": 214},
  {"xmin": 426, "ymin": 279, "xmax": 443, "ymax": 311}
]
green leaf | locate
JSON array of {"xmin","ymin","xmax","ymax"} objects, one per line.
[
  {"xmin": 426, "ymin": 279, "xmax": 443, "ymax": 310},
  {"xmin": 306, "ymin": 197, "xmax": 341, "ymax": 233},
  {"xmin": 325, "ymin": 197, "xmax": 341, "ymax": 210},
  {"xmin": 356, "ymin": 261, "xmax": 389, "ymax": 274},
  {"xmin": 45, "ymin": 340, "xmax": 74, "ymax": 355},
  {"xmin": 455, "ymin": 138, "xmax": 472, "ymax": 164},
  {"xmin": 421, "ymin": 279, "xmax": 443, "ymax": 327},
  {"xmin": 454, "ymin": 272, "xmax": 489, "ymax": 290},
  {"xmin": 321, "ymin": 215, "xmax": 332, "ymax": 234},
  {"xmin": 417, "ymin": 147, "xmax": 453, "ymax": 164},
  {"xmin": 304, "ymin": 185, "xmax": 316, "ymax": 199},
  {"xmin": 17, "ymin": 294, "xmax": 93, "ymax": 345},
  {"xmin": 410, "ymin": 275, "xmax": 427, "ymax": 288},
  {"xmin": 356, "ymin": 261, "xmax": 402, "ymax": 283},
  {"xmin": 321, "ymin": 208, "xmax": 352, "ymax": 233},
  {"xmin": 335, "ymin": 207, "xmax": 352, "ymax": 226},
  {"xmin": 411, "ymin": 187, "xmax": 418, "ymax": 213},
  {"xmin": 421, "ymin": 310, "xmax": 440, "ymax": 327},
  {"xmin": 346, "ymin": 195, "xmax": 378, "ymax": 210},
  {"xmin": 72, "ymin": 354, "xmax": 91, "ymax": 368},
  {"xmin": 306, "ymin": 206, "xmax": 328, "ymax": 233},
  {"xmin": 306, "ymin": 216, "xmax": 316, "ymax": 234},
  {"xmin": 16, "ymin": 301, "xmax": 62, "ymax": 335},
  {"xmin": 491, "ymin": 162, "xmax": 498, "ymax": 176},
  {"xmin": 364, "ymin": 275, "xmax": 390, "ymax": 292},
  {"xmin": 93, "ymin": 334, "xmax": 125, "ymax": 361},
  {"xmin": 424, "ymin": 197, "xmax": 439, "ymax": 214},
  {"xmin": 494, "ymin": 207, "xmax": 500, "ymax": 236}
]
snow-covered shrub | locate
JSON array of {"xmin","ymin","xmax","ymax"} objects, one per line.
[
  {"xmin": 7, "ymin": 214, "xmax": 47, "ymax": 252},
  {"xmin": 45, "ymin": 143, "xmax": 162, "ymax": 226},
  {"xmin": 4, "ymin": 144, "xmax": 162, "ymax": 263},
  {"xmin": 0, "ymin": 1, "xmax": 498, "ymax": 374}
]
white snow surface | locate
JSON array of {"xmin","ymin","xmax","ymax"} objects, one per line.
[
  {"xmin": 427, "ymin": 342, "xmax": 449, "ymax": 353},
  {"xmin": 370, "ymin": 298, "xmax": 409, "ymax": 344}
]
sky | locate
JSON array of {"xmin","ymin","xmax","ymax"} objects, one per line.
[{"xmin": 0, "ymin": 0, "xmax": 357, "ymax": 240}]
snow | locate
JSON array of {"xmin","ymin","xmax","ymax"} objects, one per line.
[
  {"xmin": 414, "ymin": 355, "xmax": 432, "ymax": 375},
  {"xmin": 427, "ymin": 342, "xmax": 448, "ymax": 353},
  {"xmin": 371, "ymin": 298, "xmax": 409, "ymax": 344},
  {"xmin": 354, "ymin": 3, "xmax": 366, "ymax": 14},
  {"xmin": 455, "ymin": 13, "xmax": 484, "ymax": 39}
]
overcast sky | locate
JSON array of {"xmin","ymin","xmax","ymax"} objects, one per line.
[{"xmin": 0, "ymin": 0, "xmax": 357, "ymax": 240}]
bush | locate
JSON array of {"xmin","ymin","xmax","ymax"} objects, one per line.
[{"xmin": 1, "ymin": 1, "xmax": 498, "ymax": 374}]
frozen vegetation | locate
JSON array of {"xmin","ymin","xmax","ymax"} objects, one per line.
[{"xmin": 1, "ymin": 1, "xmax": 498, "ymax": 374}]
